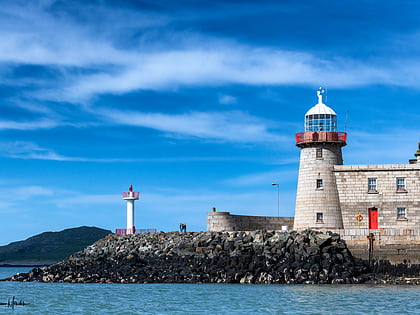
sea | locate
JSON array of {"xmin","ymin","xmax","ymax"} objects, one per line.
[{"xmin": 0, "ymin": 267, "xmax": 418, "ymax": 314}]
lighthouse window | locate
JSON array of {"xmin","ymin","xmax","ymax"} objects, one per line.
[
  {"xmin": 316, "ymin": 179, "xmax": 323, "ymax": 189},
  {"xmin": 368, "ymin": 178, "xmax": 377, "ymax": 192},
  {"xmin": 304, "ymin": 114, "xmax": 337, "ymax": 132},
  {"xmin": 396, "ymin": 178, "xmax": 406, "ymax": 191},
  {"xmin": 316, "ymin": 148, "xmax": 323, "ymax": 159},
  {"xmin": 316, "ymin": 213, "xmax": 324, "ymax": 223},
  {"xmin": 397, "ymin": 208, "xmax": 407, "ymax": 219}
]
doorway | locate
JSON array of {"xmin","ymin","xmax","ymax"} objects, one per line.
[{"xmin": 368, "ymin": 207, "xmax": 378, "ymax": 229}]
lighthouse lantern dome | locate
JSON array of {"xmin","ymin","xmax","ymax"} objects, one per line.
[{"xmin": 304, "ymin": 88, "xmax": 337, "ymax": 132}]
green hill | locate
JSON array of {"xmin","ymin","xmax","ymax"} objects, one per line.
[{"xmin": 0, "ymin": 226, "xmax": 111, "ymax": 265}]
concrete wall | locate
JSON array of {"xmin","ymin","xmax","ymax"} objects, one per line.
[
  {"xmin": 207, "ymin": 211, "xmax": 294, "ymax": 232},
  {"xmin": 334, "ymin": 164, "xmax": 420, "ymax": 230}
]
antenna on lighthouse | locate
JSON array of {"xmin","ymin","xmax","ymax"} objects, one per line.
[{"xmin": 344, "ymin": 110, "xmax": 349, "ymax": 132}]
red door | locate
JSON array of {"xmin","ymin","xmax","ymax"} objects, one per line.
[{"xmin": 368, "ymin": 208, "xmax": 378, "ymax": 229}]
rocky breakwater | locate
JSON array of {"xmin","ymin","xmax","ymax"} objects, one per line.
[{"xmin": 7, "ymin": 230, "xmax": 375, "ymax": 284}]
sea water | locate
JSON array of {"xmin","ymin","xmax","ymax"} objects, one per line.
[{"xmin": 0, "ymin": 267, "xmax": 418, "ymax": 314}]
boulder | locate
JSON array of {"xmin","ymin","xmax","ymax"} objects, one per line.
[{"xmin": 5, "ymin": 230, "xmax": 414, "ymax": 284}]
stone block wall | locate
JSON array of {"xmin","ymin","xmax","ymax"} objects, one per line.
[
  {"xmin": 207, "ymin": 211, "xmax": 294, "ymax": 232},
  {"xmin": 314, "ymin": 228, "xmax": 420, "ymax": 263},
  {"xmin": 334, "ymin": 164, "xmax": 420, "ymax": 230},
  {"xmin": 294, "ymin": 144, "xmax": 344, "ymax": 229},
  {"xmin": 207, "ymin": 212, "xmax": 420, "ymax": 262}
]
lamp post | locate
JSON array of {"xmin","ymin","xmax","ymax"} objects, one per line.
[{"xmin": 272, "ymin": 183, "xmax": 279, "ymax": 217}]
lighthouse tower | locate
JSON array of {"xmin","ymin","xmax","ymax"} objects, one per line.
[
  {"xmin": 122, "ymin": 185, "xmax": 140, "ymax": 234},
  {"xmin": 294, "ymin": 88, "xmax": 347, "ymax": 230}
]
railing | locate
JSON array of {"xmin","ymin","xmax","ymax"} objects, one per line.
[
  {"xmin": 122, "ymin": 192, "xmax": 140, "ymax": 198},
  {"xmin": 295, "ymin": 131, "xmax": 347, "ymax": 144},
  {"xmin": 115, "ymin": 228, "xmax": 156, "ymax": 235}
]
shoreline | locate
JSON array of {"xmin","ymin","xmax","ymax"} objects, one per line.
[
  {"xmin": 5, "ymin": 230, "xmax": 420, "ymax": 285},
  {"xmin": 0, "ymin": 264, "xmax": 50, "ymax": 268}
]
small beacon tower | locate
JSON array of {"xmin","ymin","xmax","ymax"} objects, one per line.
[
  {"xmin": 122, "ymin": 185, "xmax": 140, "ymax": 234},
  {"xmin": 294, "ymin": 88, "xmax": 347, "ymax": 230}
]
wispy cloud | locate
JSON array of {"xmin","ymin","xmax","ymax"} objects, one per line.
[
  {"xmin": 59, "ymin": 48, "xmax": 405, "ymax": 102},
  {"xmin": 219, "ymin": 94, "xmax": 237, "ymax": 104},
  {"xmin": 52, "ymin": 194, "xmax": 120, "ymax": 208},
  {"xmin": 0, "ymin": 141, "xmax": 71, "ymax": 161},
  {"xmin": 7, "ymin": 185, "xmax": 54, "ymax": 200},
  {"xmin": 0, "ymin": 141, "xmax": 105, "ymax": 162},
  {"xmin": 0, "ymin": 119, "xmax": 60, "ymax": 130},
  {"xmin": 0, "ymin": 141, "xmax": 146, "ymax": 162},
  {"xmin": 0, "ymin": 1, "xmax": 419, "ymax": 104},
  {"xmin": 0, "ymin": 141, "xmax": 265, "ymax": 162},
  {"xmin": 0, "ymin": 184, "xmax": 55, "ymax": 206},
  {"xmin": 0, "ymin": 1, "xmax": 168, "ymax": 67},
  {"xmin": 99, "ymin": 109, "xmax": 284, "ymax": 143}
]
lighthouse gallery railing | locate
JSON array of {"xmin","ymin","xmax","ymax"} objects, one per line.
[
  {"xmin": 295, "ymin": 131, "xmax": 347, "ymax": 144},
  {"xmin": 122, "ymin": 192, "xmax": 140, "ymax": 198}
]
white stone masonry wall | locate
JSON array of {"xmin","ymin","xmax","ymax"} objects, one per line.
[
  {"xmin": 334, "ymin": 164, "xmax": 420, "ymax": 230},
  {"xmin": 207, "ymin": 212, "xmax": 294, "ymax": 232},
  {"xmin": 294, "ymin": 144, "xmax": 344, "ymax": 229}
]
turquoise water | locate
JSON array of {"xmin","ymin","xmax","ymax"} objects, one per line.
[{"xmin": 0, "ymin": 267, "xmax": 419, "ymax": 314}]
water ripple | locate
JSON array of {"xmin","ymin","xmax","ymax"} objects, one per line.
[{"xmin": 0, "ymin": 268, "xmax": 418, "ymax": 314}]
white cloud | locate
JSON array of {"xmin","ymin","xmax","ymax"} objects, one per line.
[
  {"xmin": 0, "ymin": 119, "xmax": 60, "ymax": 130},
  {"xmin": 0, "ymin": 185, "xmax": 56, "ymax": 215},
  {"xmin": 0, "ymin": 141, "xmax": 130, "ymax": 162},
  {"xmin": 0, "ymin": 200, "xmax": 18, "ymax": 212},
  {"xmin": 219, "ymin": 94, "xmax": 237, "ymax": 104},
  {"xmin": 0, "ymin": 140, "xmax": 259, "ymax": 162},
  {"xmin": 99, "ymin": 109, "xmax": 285, "ymax": 143},
  {"xmin": 52, "ymin": 194, "xmax": 120, "ymax": 208},
  {"xmin": 0, "ymin": 2, "xmax": 419, "ymax": 103},
  {"xmin": 58, "ymin": 48, "xmax": 389, "ymax": 101},
  {"xmin": 0, "ymin": 141, "xmax": 66, "ymax": 160},
  {"xmin": 3, "ymin": 185, "xmax": 54, "ymax": 200},
  {"xmin": 0, "ymin": 2, "xmax": 167, "ymax": 67}
]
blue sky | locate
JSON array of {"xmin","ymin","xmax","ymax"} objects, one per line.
[{"xmin": 1, "ymin": 0, "xmax": 419, "ymax": 245}]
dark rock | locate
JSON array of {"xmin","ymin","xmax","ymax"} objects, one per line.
[{"xmin": 3, "ymin": 230, "xmax": 417, "ymax": 285}]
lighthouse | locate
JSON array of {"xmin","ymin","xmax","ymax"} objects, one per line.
[
  {"xmin": 122, "ymin": 185, "xmax": 140, "ymax": 234},
  {"xmin": 294, "ymin": 88, "xmax": 347, "ymax": 230}
]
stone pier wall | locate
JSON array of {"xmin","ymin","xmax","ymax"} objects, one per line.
[
  {"xmin": 207, "ymin": 212, "xmax": 294, "ymax": 232},
  {"xmin": 302, "ymin": 228, "xmax": 420, "ymax": 263},
  {"xmin": 207, "ymin": 212, "xmax": 420, "ymax": 263}
]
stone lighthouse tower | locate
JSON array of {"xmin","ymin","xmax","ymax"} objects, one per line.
[{"xmin": 294, "ymin": 88, "xmax": 347, "ymax": 230}]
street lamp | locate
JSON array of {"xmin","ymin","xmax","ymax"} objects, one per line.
[{"xmin": 272, "ymin": 183, "xmax": 279, "ymax": 217}]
